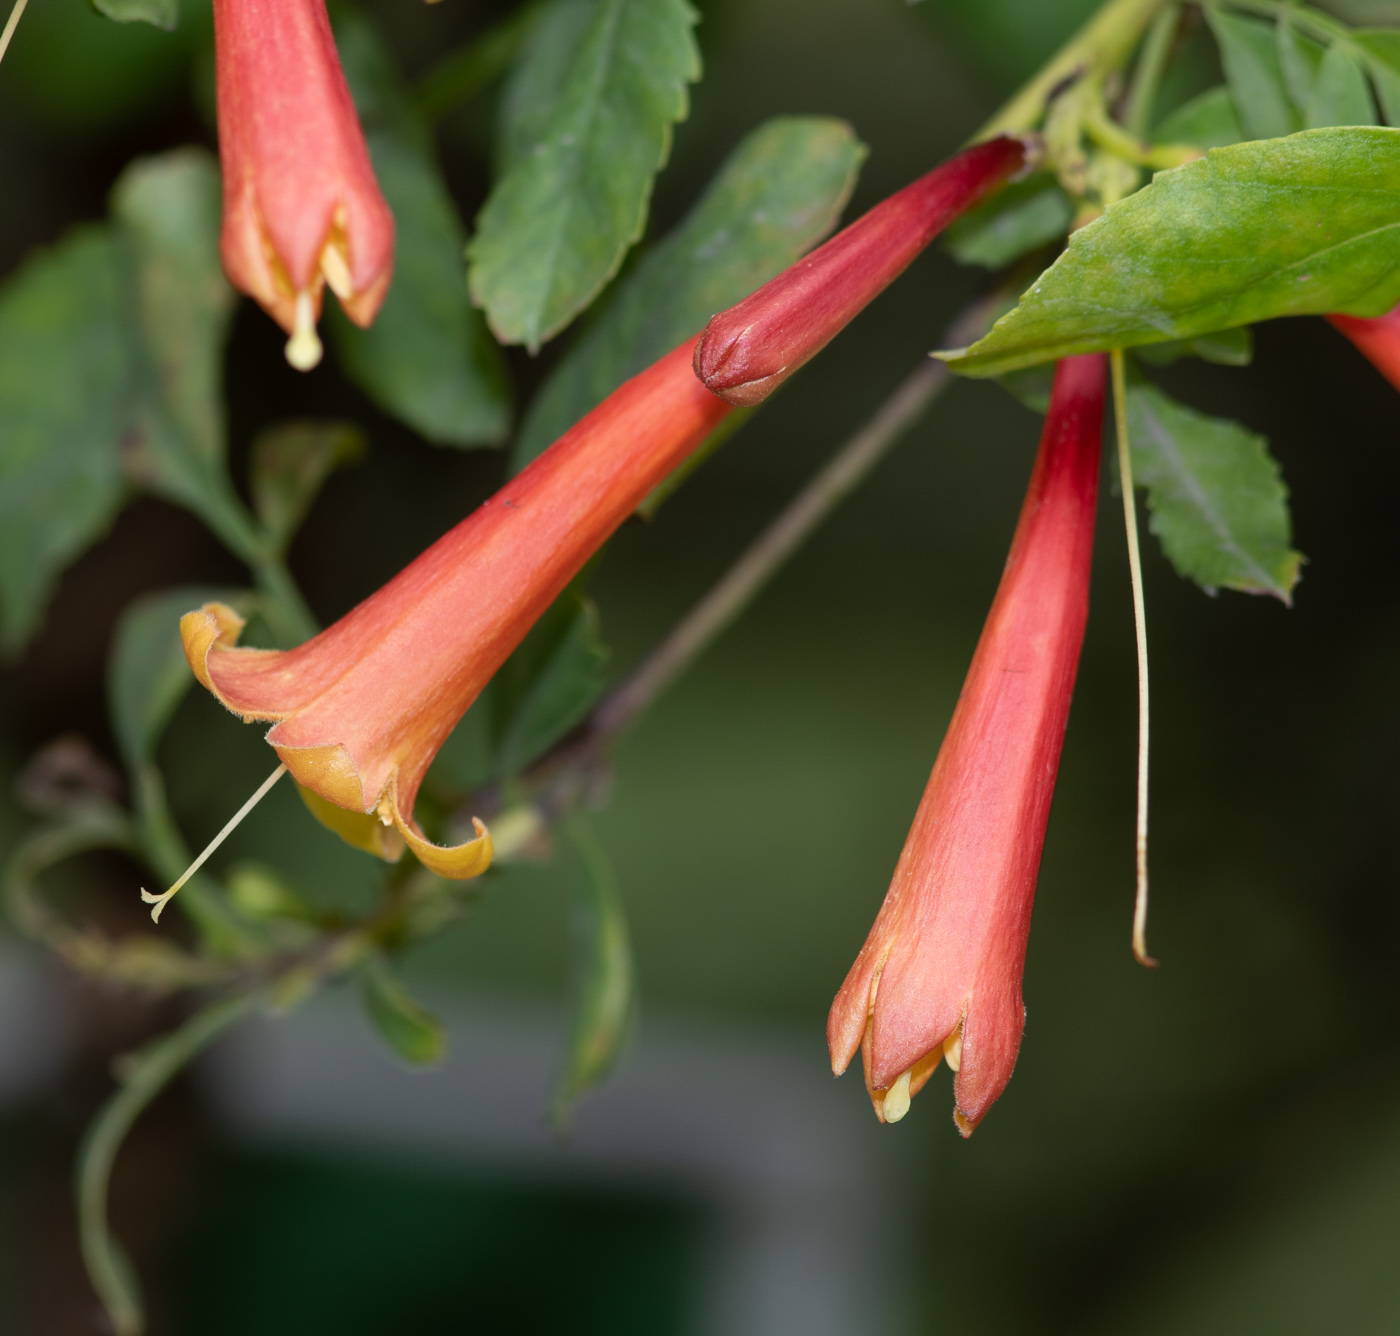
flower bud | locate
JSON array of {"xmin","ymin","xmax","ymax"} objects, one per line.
[
  {"xmin": 828, "ymin": 354, "xmax": 1105, "ymax": 1134},
  {"xmin": 693, "ymin": 136, "xmax": 1032, "ymax": 406},
  {"xmin": 1328, "ymin": 304, "xmax": 1400, "ymax": 393},
  {"xmin": 214, "ymin": 0, "xmax": 395, "ymax": 370}
]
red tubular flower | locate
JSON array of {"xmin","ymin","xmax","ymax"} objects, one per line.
[
  {"xmin": 1327, "ymin": 304, "xmax": 1400, "ymax": 393},
  {"xmin": 693, "ymin": 135, "xmax": 1032, "ymax": 407},
  {"xmin": 214, "ymin": 0, "xmax": 395, "ymax": 370},
  {"xmin": 827, "ymin": 354, "xmax": 1105, "ymax": 1135},
  {"xmin": 181, "ymin": 339, "xmax": 731, "ymax": 877}
]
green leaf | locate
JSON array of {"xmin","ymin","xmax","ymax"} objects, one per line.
[
  {"xmin": 1127, "ymin": 383, "xmax": 1301, "ymax": 601},
  {"xmin": 1307, "ymin": 42, "xmax": 1380, "ymax": 127},
  {"xmin": 552, "ymin": 813, "xmax": 634, "ymax": 1128},
  {"xmin": 249, "ymin": 421, "xmax": 365, "ymax": 553},
  {"xmin": 1206, "ymin": 8, "xmax": 1299, "ymax": 140},
  {"xmin": 1353, "ymin": 29, "xmax": 1400, "ymax": 123},
  {"xmin": 492, "ymin": 589, "xmax": 609, "ymax": 776},
  {"xmin": 90, "ymin": 0, "xmax": 179, "ymax": 31},
  {"xmin": 468, "ymin": 0, "xmax": 701, "ymax": 351},
  {"xmin": 1134, "ymin": 325, "xmax": 1254, "ymax": 367},
  {"xmin": 0, "ymin": 227, "xmax": 133, "ymax": 651},
  {"xmin": 107, "ymin": 586, "xmax": 245, "ymax": 773},
  {"xmin": 226, "ymin": 862, "xmax": 318, "ymax": 924},
  {"xmin": 942, "ymin": 172, "xmax": 1073, "ymax": 270},
  {"xmin": 1153, "ymin": 86, "xmax": 1246, "ymax": 148},
  {"xmin": 111, "ymin": 149, "xmax": 257, "ymax": 552},
  {"xmin": 1277, "ymin": 11, "xmax": 1326, "ymax": 112},
  {"xmin": 511, "ymin": 115, "xmax": 865, "ymax": 470},
  {"xmin": 942, "ymin": 128, "xmax": 1400, "ymax": 377},
  {"xmin": 362, "ymin": 956, "xmax": 447, "ymax": 1065},
  {"xmin": 330, "ymin": 10, "xmax": 511, "ymax": 448}
]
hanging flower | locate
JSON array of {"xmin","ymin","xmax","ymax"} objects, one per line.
[
  {"xmin": 1328, "ymin": 304, "xmax": 1400, "ymax": 393},
  {"xmin": 693, "ymin": 135, "xmax": 1032, "ymax": 406},
  {"xmin": 827, "ymin": 354, "xmax": 1106, "ymax": 1135},
  {"xmin": 175, "ymin": 338, "xmax": 731, "ymax": 884},
  {"xmin": 214, "ymin": 0, "xmax": 395, "ymax": 370}
]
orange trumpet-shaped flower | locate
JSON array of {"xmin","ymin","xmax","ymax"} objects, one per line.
[
  {"xmin": 1328, "ymin": 304, "xmax": 1400, "ymax": 393},
  {"xmin": 693, "ymin": 135, "xmax": 1031, "ymax": 407},
  {"xmin": 214, "ymin": 0, "xmax": 395, "ymax": 370},
  {"xmin": 827, "ymin": 354, "xmax": 1106, "ymax": 1135},
  {"xmin": 180, "ymin": 339, "xmax": 731, "ymax": 880}
]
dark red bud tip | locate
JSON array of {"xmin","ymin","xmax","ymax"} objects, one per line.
[{"xmin": 693, "ymin": 135, "xmax": 1029, "ymax": 407}]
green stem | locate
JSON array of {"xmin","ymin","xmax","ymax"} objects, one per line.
[
  {"xmin": 1124, "ymin": 3, "xmax": 1181, "ymax": 136},
  {"xmin": 251, "ymin": 555, "xmax": 319, "ymax": 645},
  {"xmin": 78, "ymin": 991, "xmax": 265, "ymax": 1336},
  {"xmin": 976, "ymin": 0, "xmax": 1171, "ymax": 139}
]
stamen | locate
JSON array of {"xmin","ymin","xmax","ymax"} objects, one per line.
[
  {"xmin": 141, "ymin": 765, "xmax": 287, "ymax": 922},
  {"xmin": 285, "ymin": 292, "xmax": 323, "ymax": 371},
  {"xmin": 320, "ymin": 244, "xmax": 354, "ymax": 301},
  {"xmin": 942, "ymin": 1028, "xmax": 963, "ymax": 1072},
  {"xmin": 882, "ymin": 1069, "xmax": 913, "ymax": 1123},
  {"xmin": 1110, "ymin": 350, "xmax": 1158, "ymax": 969}
]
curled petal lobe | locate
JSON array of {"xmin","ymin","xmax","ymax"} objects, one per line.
[{"xmin": 829, "ymin": 354, "xmax": 1106, "ymax": 1134}]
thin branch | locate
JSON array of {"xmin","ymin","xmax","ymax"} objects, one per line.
[
  {"xmin": 0, "ymin": 0, "xmax": 30, "ymax": 67},
  {"xmin": 1111, "ymin": 350, "xmax": 1157, "ymax": 968}
]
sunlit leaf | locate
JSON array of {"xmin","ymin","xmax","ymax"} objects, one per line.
[
  {"xmin": 493, "ymin": 590, "xmax": 609, "ymax": 776},
  {"xmin": 362, "ymin": 956, "xmax": 447, "ymax": 1065},
  {"xmin": 512, "ymin": 115, "xmax": 865, "ymax": 470},
  {"xmin": 942, "ymin": 128, "xmax": 1400, "ymax": 377},
  {"xmin": 469, "ymin": 0, "xmax": 701, "ymax": 350},
  {"xmin": 249, "ymin": 421, "xmax": 365, "ymax": 553},
  {"xmin": 552, "ymin": 813, "xmax": 634, "ymax": 1128},
  {"xmin": 332, "ymin": 10, "xmax": 511, "ymax": 448},
  {"xmin": 108, "ymin": 586, "xmax": 243, "ymax": 774},
  {"xmin": 1153, "ymin": 86, "xmax": 1246, "ymax": 148},
  {"xmin": 942, "ymin": 171, "xmax": 1072, "ymax": 270},
  {"xmin": 1206, "ymin": 8, "xmax": 1299, "ymax": 139},
  {"xmin": 0, "ymin": 228, "xmax": 133, "ymax": 651},
  {"xmin": 1127, "ymin": 383, "xmax": 1301, "ymax": 601},
  {"xmin": 90, "ymin": 0, "xmax": 179, "ymax": 28}
]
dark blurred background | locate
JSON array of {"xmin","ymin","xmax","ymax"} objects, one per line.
[{"xmin": 3, "ymin": 0, "xmax": 1400, "ymax": 1331}]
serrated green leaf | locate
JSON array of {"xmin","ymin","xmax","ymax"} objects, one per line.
[
  {"xmin": 552, "ymin": 813, "xmax": 634, "ymax": 1128},
  {"xmin": 512, "ymin": 115, "xmax": 865, "ymax": 470},
  {"xmin": 0, "ymin": 227, "xmax": 133, "ymax": 651},
  {"xmin": 493, "ymin": 591, "xmax": 609, "ymax": 775},
  {"xmin": 942, "ymin": 128, "xmax": 1400, "ymax": 377},
  {"xmin": 1206, "ymin": 8, "xmax": 1300, "ymax": 139},
  {"xmin": 1153, "ymin": 86, "xmax": 1246, "ymax": 148},
  {"xmin": 1308, "ymin": 42, "xmax": 1379, "ymax": 126},
  {"xmin": 107, "ymin": 585, "xmax": 246, "ymax": 772},
  {"xmin": 1354, "ymin": 29, "xmax": 1400, "ymax": 122},
  {"xmin": 249, "ymin": 421, "xmax": 365, "ymax": 553},
  {"xmin": 362, "ymin": 956, "xmax": 447, "ymax": 1066},
  {"xmin": 90, "ymin": 0, "xmax": 178, "ymax": 30},
  {"xmin": 942, "ymin": 172, "xmax": 1072, "ymax": 271},
  {"xmin": 1277, "ymin": 11, "xmax": 1326, "ymax": 112},
  {"xmin": 468, "ymin": 0, "xmax": 701, "ymax": 351},
  {"xmin": 330, "ymin": 10, "xmax": 511, "ymax": 448},
  {"xmin": 1135, "ymin": 325, "xmax": 1254, "ymax": 367},
  {"xmin": 1127, "ymin": 383, "xmax": 1301, "ymax": 600},
  {"xmin": 111, "ymin": 150, "xmax": 256, "ymax": 551}
]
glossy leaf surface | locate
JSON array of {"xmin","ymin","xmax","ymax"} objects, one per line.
[
  {"xmin": 1127, "ymin": 383, "xmax": 1301, "ymax": 601},
  {"xmin": 512, "ymin": 115, "xmax": 864, "ymax": 469},
  {"xmin": 469, "ymin": 0, "xmax": 700, "ymax": 350},
  {"xmin": 332, "ymin": 12, "xmax": 511, "ymax": 448},
  {"xmin": 944, "ymin": 128, "xmax": 1400, "ymax": 377}
]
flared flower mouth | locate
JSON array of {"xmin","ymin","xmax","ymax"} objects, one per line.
[{"xmin": 179, "ymin": 600, "xmax": 492, "ymax": 880}]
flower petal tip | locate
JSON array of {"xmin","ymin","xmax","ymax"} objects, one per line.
[
  {"xmin": 390, "ymin": 809, "xmax": 493, "ymax": 880},
  {"xmin": 297, "ymin": 783, "xmax": 403, "ymax": 862},
  {"xmin": 180, "ymin": 602, "xmax": 247, "ymax": 692}
]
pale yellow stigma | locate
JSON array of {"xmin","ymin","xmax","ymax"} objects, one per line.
[
  {"xmin": 320, "ymin": 242, "xmax": 354, "ymax": 302},
  {"xmin": 285, "ymin": 291, "xmax": 323, "ymax": 371},
  {"xmin": 882, "ymin": 1069, "xmax": 913, "ymax": 1123},
  {"xmin": 140, "ymin": 764, "xmax": 287, "ymax": 922}
]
